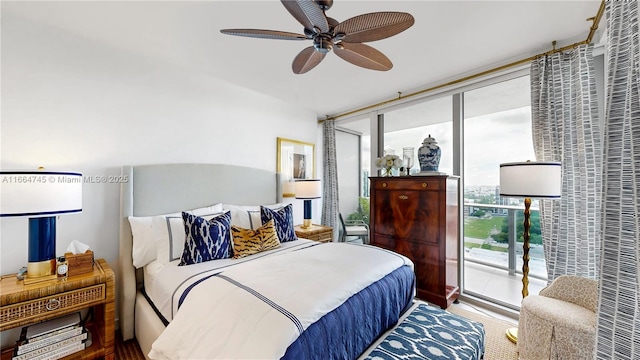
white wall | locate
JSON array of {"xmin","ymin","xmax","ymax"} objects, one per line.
[{"xmin": 0, "ymin": 6, "xmax": 319, "ymax": 278}]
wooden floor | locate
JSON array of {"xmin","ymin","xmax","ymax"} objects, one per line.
[{"xmin": 115, "ymin": 330, "xmax": 145, "ymax": 360}]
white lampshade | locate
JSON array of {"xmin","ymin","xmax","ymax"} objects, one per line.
[
  {"xmin": 1, "ymin": 170, "xmax": 83, "ymax": 281},
  {"xmin": 1, "ymin": 171, "xmax": 83, "ymax": 217},
  {"xmin": 499, "ymin": 162, "xmax": 561, "ymax": 198},
  {"xmin": 294, "ymin": 179, "xmax": 322, "ymax": 199}
]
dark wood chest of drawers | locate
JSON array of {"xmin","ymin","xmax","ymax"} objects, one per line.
[{"xmin": 369, "ymin": 176, "xmax": 460, "ymax": 308}]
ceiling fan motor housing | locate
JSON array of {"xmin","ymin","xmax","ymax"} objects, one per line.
[{"xmin": 314, "ymin": 36, "xmax": 333, "ymax": 53}]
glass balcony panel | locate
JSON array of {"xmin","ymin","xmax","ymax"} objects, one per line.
[{"xmin": 463, "ymin": 203, "xmax": 548, "ymax": 309}]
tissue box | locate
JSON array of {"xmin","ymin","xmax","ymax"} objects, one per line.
[{"xmin": 64, "ymin": 250, "xmax": 94, "ymax": 276}]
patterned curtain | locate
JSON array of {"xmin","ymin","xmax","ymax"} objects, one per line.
[
  {"xmin": 596, "ymin": 2, "xmax": 640, "ymax": 359},
  {"xmin": 321, "ymin": 119, "xmax": 340, "ymax": 241},
  {"xmin": 530, "ymin": 44, "xmax": 602, "ymax": 281}
]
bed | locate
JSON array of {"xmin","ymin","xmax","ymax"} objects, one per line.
[{"xmin": 118, "ymin": 163, "xmax": 416, "ymax": 359}]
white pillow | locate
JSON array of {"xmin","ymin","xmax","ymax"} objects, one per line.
[
  {"xmin": 128, "ymin": 216, "xmax": 157, "ymax": 269},
  {"xmin": 152, "ymin": 203, "xmax": 225, "ymax": 266},
  {"xmin": 223, "ymin": 203, "xmax": 284, "ymax": 230},
  {"xmin": 128, "ymin": 203, "xmax": 223, "ymax": 268}
]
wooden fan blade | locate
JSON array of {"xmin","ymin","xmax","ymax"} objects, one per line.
[
  {"xmin": 334, "ymin": 43, "xmax": 392, "ymax": 71},
  {"xmin": 220, "ymin": 29, "xmax": 307, "ymax": 40},
  {"xmin": 281, "ymin": 0, "xmax": 329, "ymax": 33},
  {"xmin": 335, "ymin": 12, "xmax": 415, "ymax": 43},
  {"xmin": 292, "ymin": 46, "xmax": 326, "ymax": 74}
]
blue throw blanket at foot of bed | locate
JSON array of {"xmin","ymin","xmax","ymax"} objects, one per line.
[{"xmin": 365, "ymin": 303, "xmax": 485, "ymax": 360}]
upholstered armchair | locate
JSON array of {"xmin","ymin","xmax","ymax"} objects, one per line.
[{"xmin": 517, "ymin": 275, "xmax": 598, "ymax": 360}]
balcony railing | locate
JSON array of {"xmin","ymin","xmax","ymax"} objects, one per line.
[
  {"xmin": 463, "ymin": 202, "xmax": 549, "ymax": 309},
  {"xmin": 463, "ymin": 202, "xmax": 548, "ymax": 281}
]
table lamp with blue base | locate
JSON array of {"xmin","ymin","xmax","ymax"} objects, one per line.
[
  {"xmin": 1, "ymin": 170, "xmax": 82, "ymax": 284},
  {"xmin": 294, "ymin": 179, "xmax": 322, "ymax": 229}
]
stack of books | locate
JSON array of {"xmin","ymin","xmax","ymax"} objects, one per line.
[{"xmin": 12, "ymin": 312, "xmax": 91, "ymax": 360}]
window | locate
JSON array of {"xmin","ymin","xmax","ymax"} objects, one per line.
[
  {"xmin": 336, "ymin": 69, "xmax": 582, "ymax": 311},
  {"xmin": 383, "ymin": 96, "xmax": 453, "ymax": 175},
  {"xmin": 462, "ymin": 75, "xmax": 548, "ymax": 309},
  {"xmin": 335, "ymin": 117, "xmax": 371, "ymax": 224},
  {"xmin": 335, "ymin": 129, "xmax": 360, "ymax": 217}
]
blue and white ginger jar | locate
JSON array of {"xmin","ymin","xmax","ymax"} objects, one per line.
[{"xmin": 418, "ymin": 134, "xmax": 441, "ymax": 172}]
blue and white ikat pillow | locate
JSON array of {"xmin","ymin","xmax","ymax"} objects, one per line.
[
  {"xmin": 178, "ymin": 211, "xmax": 232, "ymax": 266},
  {"xmin": 260, "ymin": 204, "xmax": 298, "ymax": 242}
]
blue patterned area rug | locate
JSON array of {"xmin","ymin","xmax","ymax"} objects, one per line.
[{"xmin": 363, "ymin": 302, "xmax": 485, "ymax": 360}]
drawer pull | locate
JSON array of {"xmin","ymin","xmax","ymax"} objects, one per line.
[
  {"xmin": 422, "ymin": 183, "xmax": 428, "ymax": 188},
  {"xmin": 399, "ymin": 195, "xmax": 408, "ymax": 200},
  {"xmin": 382, "ymin": 182, "xmax": 387, "ymax": 187},
  {"xmin": 46, "ymin": 298, "xmax": 60, "ymax": 311}
]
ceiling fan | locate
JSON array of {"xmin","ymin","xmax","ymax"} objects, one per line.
[{"xmin": 220, "ymin": 0, "xmax": 415, "ymax": 74}]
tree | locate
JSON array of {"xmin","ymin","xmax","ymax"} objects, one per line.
[
  {"xmin": 490, "ymin": 210, "xmax": 542, "ymax": 244},
  {"xmin": 470, "ymin": 209, "xmax": 486, "ymax": 217},
  {"xmin": 346, "ymin": 197, "xmax": 370, "ymax": 226}
]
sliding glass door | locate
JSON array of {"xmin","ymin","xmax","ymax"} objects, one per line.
[
  {"xmin": 335, "ymin": 117, "xmax": 371, "ymax": 225},
  {"xmin": 335, "ymin": 70, "xmax": 567, "ymax": 310},
  {"xmin": 462, "ymin": 75, "xmax": 548, "ymax": 309}
]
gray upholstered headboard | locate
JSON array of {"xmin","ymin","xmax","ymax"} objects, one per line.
[{"xmin": 118, "ymin": 163, "xmax": 282, "ymax": 340}]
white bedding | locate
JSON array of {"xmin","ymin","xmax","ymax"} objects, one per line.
[
  {"xmin": 148, "ymin": 242, "xmax": 413, "ymax": 360},
  {"xmin": 143, "ymin": 239, "xmax": 317, "ymax": 322}
]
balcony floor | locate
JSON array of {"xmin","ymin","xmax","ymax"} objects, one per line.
[{"xmin": 463, "ymin": 260, "xmax": 548, "ymax": 309}]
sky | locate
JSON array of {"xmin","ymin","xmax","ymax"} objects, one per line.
[
  {"xmin": 380, "ymin": 105, "xmax": 535, "ymax": 186},
  {"xmin": 346, "ymin": 75, "xmax": 535, "ymax": 187}
]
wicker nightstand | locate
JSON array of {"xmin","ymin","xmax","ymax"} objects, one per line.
[
  {"xmin": 0, "ymin": 259, "xmax": 115, "ymax": 360},
  {"xmin": 294, "ymin": 224, "xmax": 333, "ymax": 243}
]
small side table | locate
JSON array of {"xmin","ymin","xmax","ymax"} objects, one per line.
[
  {"xmin": 294, "ymin": 224, "xmax": 333, "ymax": 243},
  {"xmin": 0, "ymin": 259, "xmax": 115, "ymax": 360}
]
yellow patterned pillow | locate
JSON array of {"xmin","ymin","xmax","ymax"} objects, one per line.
[{"xmin": 231, "ymin": 219, "xmax": 281, "ymax": 259}]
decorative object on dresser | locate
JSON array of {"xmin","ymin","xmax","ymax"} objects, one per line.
[
  {"xmin": 294, "ymin": 179, "xmax": 322, "ymax": 228},
  {"xmin": 369, "ymin": 175, "xmax": 460, "ymax": 308},
  {"xmin": 0, "ymin": 170, "xmax": 82, "ymax": 284},
  {"xmin": 0, "ymin": 259, "xmax": 115, "ymax": 360},
  {"xmin": 402, "ymin": 147, "xmax": 415, "ymax": 176},
  {"xmin": 499, "ymin": 161, "xmax": 561, "ymax": 344},
  {"xmin": 375, "ymin": 154, "xmax": 402, "ymax": 177},
  {"xmin": 417, "ymin": 134, "xmax": 442, "ymax": 173},
  {"xmin": 294, "ymin": 224, "xmax": 333, "ymax": 243}
]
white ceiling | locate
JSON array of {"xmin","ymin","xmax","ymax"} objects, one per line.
[{"xmin": 4, "ymin": 0, "xmax": 604, "ymax": 119}]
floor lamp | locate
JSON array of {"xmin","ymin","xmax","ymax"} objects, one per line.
[{"xmin": 499, "ymin": 161, "xmax": 561, "ymax": 344}]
